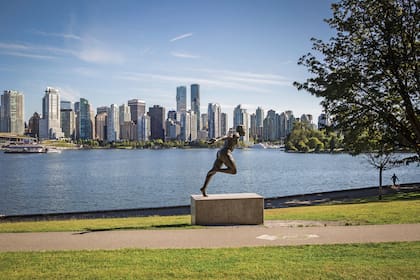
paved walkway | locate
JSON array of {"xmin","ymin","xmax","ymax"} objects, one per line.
[{"xmin": 1, "ymin": 222, "xmax": 419, "ymax": 252}]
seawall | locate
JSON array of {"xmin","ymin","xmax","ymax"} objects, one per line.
[{"xmin": 1, "ymin": 183, "xmax": 418, "ymax": 222}]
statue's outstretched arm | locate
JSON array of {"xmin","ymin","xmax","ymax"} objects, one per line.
[{"xmin": 207, "ymin": 136, "xmax": 228, "ymax": 144}]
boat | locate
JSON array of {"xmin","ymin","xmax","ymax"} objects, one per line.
[
  {"xmin": 45, "ymin": 147, "xmax": 62, "ymax": 153},
  {"xmin": 4, "ymin": 143, "xmax": 46, "ymax": 153}
]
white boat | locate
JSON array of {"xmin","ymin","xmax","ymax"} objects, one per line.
[
  {"xmin": 250, "ymin": 143, "xmax": 267, "ymax": 149},
  {"xmin": 45, "ymin": 147, "xmax": 62, "ymax": 153},
  {"xmin": 4, "ymin": 143, "xmax": 46, "ymax": 153}
]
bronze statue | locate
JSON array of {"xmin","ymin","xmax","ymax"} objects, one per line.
[{"xmin": 200, "ymin": 125, "xmax": 245, "ymax": 197}]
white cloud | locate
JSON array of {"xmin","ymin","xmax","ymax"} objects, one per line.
[
  {"xmin": 33, "ymin": 30, "xmax": 82, "ymax": 40},
  {"xmin": 0, "ymin": 43, "xmax": 30, "ymax": 50},
  {"xmin": 170, "ymin": 33, "xmax": 193, "ymax": 42},
  {"xmin": 117, "ymin": 72, "xmax": 274, "ymax": 94},
  {"xmin": 0, "ymin": 38, "xmax": 125, "ymax": 64},
  {"xmin": 77, "ymin": 48, "xmax": 125, "ymax": 64},
  {"xmin": 0, "ymin": 51, "xmax": 56, "ymax": 60},
  {"xmin": 197, "ymin": 68, "xmax": 291, "ymax": 86},
  {"xmin": 171, "ymin": 51, "xmax": 200, "ymax": 59}
]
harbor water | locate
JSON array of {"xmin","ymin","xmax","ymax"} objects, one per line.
[{"xmin": 0, "ymin": 148, "xmax": 419, "ymax": 215}]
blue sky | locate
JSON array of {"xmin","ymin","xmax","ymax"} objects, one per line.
[{"xmin": 0, "ymin": 0, "xmax": 334, "ymax": 127}]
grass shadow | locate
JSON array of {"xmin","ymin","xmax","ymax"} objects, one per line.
[{"xmin": 77, "ymin": 223, "xmax": 195, "ymax": 234}]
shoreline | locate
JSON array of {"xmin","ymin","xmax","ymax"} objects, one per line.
[{"xmin": 1, "ymin": 182, "xmax": 418, "ymax": 223}]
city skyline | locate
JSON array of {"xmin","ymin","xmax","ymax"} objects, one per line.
[{"xmin": 0, "ymin": 0, "xmax": 335, "ymax": 127}]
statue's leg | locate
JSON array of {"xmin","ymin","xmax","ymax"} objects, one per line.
[
  {"xmin": 216, "ymin": 152, "xmax": 237, "ymax": 175},
  {"xmin": 200, "ymin": 158, "xmax": 223, "ymax": 196}
]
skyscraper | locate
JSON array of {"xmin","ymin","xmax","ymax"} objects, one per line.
[
  {"xmin": 61, "ymin": 108, "xmax": 75, "ymax": 139},
  {"xmin": 149, "ymin": 105, "xmax": 165, "ymax": 140},
  {"xmin": 119, "ymin": 103, "xmax": 134, "ymax": 140},
  {"xmin": 250, "ymin": 107, "xmax": 264, "ymax": 141},
  {"xmin": 180, "ymin": 110, "xmax": 197, "ymax": 142},
  {"xmin": 191, "ymin": 84, "xmax": 200, "ymax": 131},
  {"xmin": 263, "ymin": 109, "xmax": 279, "ymax": 141},
  {"xmin": 95, "ymin": 111, "xmax": 107, "ymax": 141},
  {"xmin": 27, "ymin": 112, "xmax": 40, "ymax": 138},
  {"xmin": 201, "ymin": 113, "xmax": 208, "ymax": 130},
  {"xmin": 221, "ymin": 112, "xmax": 227, "ymax": 136},
  {"xmin": 128, "ymin": 99, "xmax": 146, "ymax": 124},
  {"xmin": 285, "ymin": 110, "xmax": 295, "ymax": 135},
  {"xmin": 137, "ymin": 114, "xmax": 150, "ymax": 141},
  {"xmin": 39, "ymin": 87, "xmax": 64, "ymax": 139},
  {"xmin": 208, "ymin": 103, "xmax": 221, "ymax": 139},
  {"xmin": 176, "ymin": 86, "xmax": 187, "ymax": 113},
  {"xmin": 0, "ymin": 90, "xmax": 24, "ymax": 135},
  {"xmin": 107, "ymin": 104, "xmax": 119, "ymax": 142},
  {"xmin": 78, "ymin": 98, "xmax": 92, "ymax": 140},
  {"xmin": 233, "ymin": 104, "xmax": 249, "ymax": 142}
]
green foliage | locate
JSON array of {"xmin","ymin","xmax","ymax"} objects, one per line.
[
  {"xmin": 285, "ymin": 122, "xmax": 343, "ymax": 152},
  {"xmin": 294, "ymin": 0, "xmax": 420, "ymax": 156}
]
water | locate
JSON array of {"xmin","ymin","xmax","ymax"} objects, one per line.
[{"xmin": 0, "ymin": 149, "xmax": 419, "ymax": 215}]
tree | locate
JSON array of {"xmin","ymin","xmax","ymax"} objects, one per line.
[
  {"xmin": 294, "ymin": 0, "xmax": 420, "ymax": 159},
  {"xmin": 285, "ymin": 121, "xmax": 343, "ymax": 152},
  {"xmin": 366, "ymin": 152, "xmax": 396, "ymax": 200}
]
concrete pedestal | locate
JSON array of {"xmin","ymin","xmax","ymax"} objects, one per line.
[{"xmin": 191, "ymin": 193, "xmax": 264, "ymax": 225}]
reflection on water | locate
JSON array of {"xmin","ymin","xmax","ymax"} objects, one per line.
[{"xmin": 0, "ymin": 149, "xmax": 419, "ymax": 215}]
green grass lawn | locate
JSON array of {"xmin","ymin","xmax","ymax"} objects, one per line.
[
  {"xmin": 1, "ymin": 192, "xmax": 419, "ymax": 279},
  {"xmin": 0, "ymin": 242, "xmax": 419, "ymax": 279},
  {"xmin": 266, "ymin": 192, "xmax": 420, "ymax": 225},
  {"xmin": 0, "ymin": 192, "xmax": 419, "ymax": 233}
]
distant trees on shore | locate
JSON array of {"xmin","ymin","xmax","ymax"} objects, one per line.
[{"xmin": 285, "ymin": 122, "xmax": 343, "ymax": 153}]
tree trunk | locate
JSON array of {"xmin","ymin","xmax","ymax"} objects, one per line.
[{"xmin": 379, "ymin": 166, "xmax": 383, "ymax": 200}]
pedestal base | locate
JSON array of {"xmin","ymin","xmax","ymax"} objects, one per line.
[{"xmin": 191, "ymin": 193, "xmax": 264, "ymax": 225}]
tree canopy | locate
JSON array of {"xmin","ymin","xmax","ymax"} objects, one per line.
[
  {"xmin": 294, "ymin": 0, "xmax": 419, "ymax": 157},
  {"xmin": 285, "ymin": 122, "xmax": 343, "ymax": 153}
]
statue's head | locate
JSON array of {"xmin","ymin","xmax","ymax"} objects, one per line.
[{"xmin": 236, "ymin": 125, "xmax": 245, "ymax": 136}]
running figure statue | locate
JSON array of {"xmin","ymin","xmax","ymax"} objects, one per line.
[{"xmin": 200, "ymin": 125, "xmax": 245, "ymax": 197}]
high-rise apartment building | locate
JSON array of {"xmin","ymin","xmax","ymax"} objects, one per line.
[
  {"xmin": 180, "ymin": 110, "xmax": 197, "ymax": 142},
  {"xmin": 119, "ymin": 104, "xmax": 131, "ymax": 140},
  {"xmin": 119, "ymin": 104, "xmax": 131, "ymax": 126},
  {"xmin": 285, "ymin": 110, "xmax": 295, "ymax": 135},
  {"xmin": 191, "ymin": 84, "xmax": 200, "ymax": 131},
  {"xmin": 78, "ymin": 98, "xmax": 92, "ymax": 140},
  {"xmin": 107, "ymin": 104, "xmax": 119, "ymax": 142},
  {"xmin": 128, "ymin": 99, "xmax": 146, "ymax": 124},
  {"xmin": 221, "ymin": 112, "xmax": 227, "ymax": 136},
  {"xmin": 0, "ymin": 90, "xmax": 24, "ymax": 135},
  {"xmin": 256, "ymin": 107, "xmax": 264, "ymax": 140},
  {"xmin": 208, "ymin": 103, "xmax": 221, "ymax": 139},
  {"xmin": 166, "ymin": 118, "xmax": 181, "ymax": 140},
  {"xmin": 97, "ymin": 106, "xmax": 109, "ymax": 114},
  {"xmin": 201, "ymin": 113, "xmax": 208, "ymax": 131},
  {"xmin": 61, "ymin": 108, "xmax": 75, "ymax": 139},
  {"xmin": 233, "ymin": 104, "xmax": 249, "ymax": 142},
  {"xmin": 95, "ymin": 111, "xmax": 107, "ymax": 141},
  {"xmin": 137, "ymin": 114, "xmax": 150, "ymax": 141},
  {"xmin": 250, "ymin": 107, "xmax": 265, "ymax": 141},
  {"xmin": 277, "ymin": 112, "xmax": 285, "ymax": 139},
  {"xmin": 27, "ymin": 112, "xmax": 40, "ymax": 138},
  {"xmin": 167, "ymin": 110, "xmax": 178, "ymax": 121},
  {"xmin": 39, "ymin": 87, "xmax": 64, "ymax": 139},
  {"xmin": 263, "ymin": 109, "xmax": 279, "ymax": 141},
  {"xmin": 250, "ymin": 113, "xmax": 257, "ymax": 139},
  {"xmin": 60, "ymin": 100, "xmax": 73, "ymax": 110},
  {"xmin": 176, "ymin": 86, "xmax": 187, "ymax": 113},
  {"xmin": 149, "ymin": 105, "xmax": 165, "ymax": 140}
]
